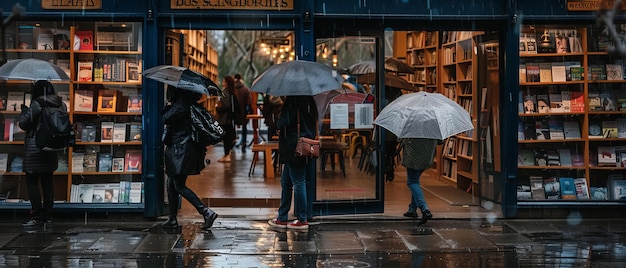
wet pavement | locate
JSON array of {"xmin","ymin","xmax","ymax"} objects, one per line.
[{"xmin": 1, "ymin": 213, "xmax": 626, "ymax": 267}]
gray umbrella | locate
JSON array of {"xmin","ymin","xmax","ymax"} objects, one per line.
[
  {"xmin": 143, "ymin": 65, "xmax": 222, "ymax": 96},
  {"xmin": 347, "ymin": 57, "xmax": 415, "ymax": 75},
  {"xmin": 251, "ymin": 60, "xmax": 345, "ymax": 96},
  {"xmin": 0, "ymin": 58, "xmax": 70, "ymax": 81}
]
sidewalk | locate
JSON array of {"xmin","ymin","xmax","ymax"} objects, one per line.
[{"xmin": 1, "ymin": 211, "xmax": 625, "ymax": 267}]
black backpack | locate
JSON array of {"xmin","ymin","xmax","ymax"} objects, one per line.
[
  {"xmin": 190, "ymin": 103, "xmax": 225, "ymax": 146},
  {"xmin": 36, "ymin": 100, "xmax": 74, "ymax": 151}
]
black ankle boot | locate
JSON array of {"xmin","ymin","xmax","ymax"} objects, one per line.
[
  {"xmin": 419, "ymin": 210, "xmax": 433, "ymax": 225},
  {"xmin": 202, "ymin": 208, "xmax": 218, "ymax": 230},
  {"xmin": 161, "ymin": 218, "xmax": 179, "ymax": 229}
]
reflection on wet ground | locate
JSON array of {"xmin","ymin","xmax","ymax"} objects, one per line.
[{"xmin": 1, "ymin": 218, "xmax": 626, "ymax": 267}]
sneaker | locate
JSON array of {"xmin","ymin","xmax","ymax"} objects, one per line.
[
  {"xmin": 22, "ymin": 218, "xmax": 43, "ymax": 227},
  {"xmin": 419, "ymin": 210, "xmax": 433, "ymax": 225},
  {"xmin": 403, "ymin": 212, "xmax": 419, "ymax": 218},
  {"xmin": 268, "ymin": 218, "xmax": 289, "ymax": 228},
  {"xmin": 287, "ymin": 220, "xmax": 309, "ymax": 230},
  {"xmin": 217, "ymin": 155, "xmax": 231, "ymax": 162}
]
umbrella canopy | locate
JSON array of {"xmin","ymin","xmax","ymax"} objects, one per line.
[
  {"xmin": 356, "ymin": 73, "xmax": 418, "ymax": 92},
  {"xmin": 373, "ymin": 92, "xmax": 474, "ymax": 139},
  {"xmin": 143, "ymin": 65, "xmax": 222, "ymax": 96},
  {"xmin": 0, "ymin": 58, "xmax": 70, "ymax": 81},
  {"xmin": 314, "ymin": 89, "xmax": 367, "ymax": 120},
  {"xmin": 251, "ymin": 60, "xmax": 344, "ymax": 96},
  {"xmin": 347, "ymin": 57, "xmax": 414, "ymax": 75}
]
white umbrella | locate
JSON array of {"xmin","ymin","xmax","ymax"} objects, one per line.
[
  {"xmin": 373, "ymin": 92, "xmax": 474, "ymax": 139},
  {"xmin": 250, "ymin": 60, "xmax": 344, "ymax": 96},
  {"xmin": 143, "ymin": 65, "xmax": 222, "ymax": 96},
  {"xmin": 0, "ymin": 58, "xmax": 70, "ymax": 81}
]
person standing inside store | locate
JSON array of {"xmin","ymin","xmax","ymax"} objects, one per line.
[
  {"xmin": 400, "ymin": 138, "xmax": 438, "ymax": 225},
  {"xmin": 268, "ymin": 96, "xmax": 317, "ymax": 230},
  {"xmin": 216, "ymin": 76, "xmax": 237, "ymax": 162},
  {"xmin": 233, "ymin": 74, "xmax": 252, "ymax": 152},
  {"xmin": 161, "ymin": 86, "xmax": 218, "ymax": 230},
  {"xmin": 262, "ymin": 95, "xmax": 285, "ymax": 141},
  {"xmin": 17, "ymin": 80, "xmax": 64, "ymax": 227}
]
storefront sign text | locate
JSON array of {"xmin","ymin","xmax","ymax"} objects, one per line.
[
  {"xmin": 171, "ymin": 0, "xmax": 293, "ymax": 10},
  {"xmin": 568, "ymin": 0, "xmax": 626, "ymax": 11},
  {"xmin": 42, "ymin": 0, "xmax": 101, "ymax": 10}
]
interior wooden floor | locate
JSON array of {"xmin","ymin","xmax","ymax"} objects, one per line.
[{"xmin": 177, "ymin": 137, "xmax": 501, "ymax": 220}]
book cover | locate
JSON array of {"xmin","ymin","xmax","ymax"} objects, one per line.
[
  {"xmin": 605, "ymin": 64, "xmax": 623, "ymax": 80},
  {"xmin": 547, "ymin": 149, "xmax": 561, "ymax": 166},
  {"xmin": 76, "ymin": 30, "xmax": 93, "ymax": 50},
  {"xmin": 588, "ymin": 91, "xmax": 602, "ymax": 111},
  {"xmin": 0, "ymin": 93, "xmax": 6, "ymax": 111},
  {"xmin": 570, "ymin": 67, "xmax": 584, "ymax": 81},
  {"xmin": 559, "ymin": 177, "xmax": 576, "ymax": 199},
  {"xmin": 600, "ymin": 90, "xmax": 616, "ymax": 111},
  {"xmin": 112, "ymin": 157, "xmax": 125, "ymax": 172},
  {"xmin": 113, "ymin": 123, "xmax": 127, "ymax": 143},
  {"xmin": 574, "ymin": 178, "xmax": 589, "ymax": 199},
  {"xmin": 128, "ymin": 123, "xmax": 142, "ymax": 141},
  {"xmin": 523, "ymin": 95, "xmax": 537, "ymax": 114},
  {"xmin": 100, "ymin": 122, "xmax": 114, "ymax": 143},
  {"xmin": 518, "ymin": 148, "xmax": 535, "ymax": 166},
  {"xmin": 77, "ymin": 61, "xmax": 93, "ymax": 82},
  {"xmin": 539, "ymin": 62, "xmax": 553, "ymax": 82},
  {"xmin": 571, "ymin": 149, "xmax": 585, "ymax": 166},
  {"xmin": 547, "ymin": 118, "xmax": 564, "ymax": 140},
  {"xmin": 536, "ymin": 30, "xmax": 556, "ymax": 53},
  {"xmin": 569, "ymin": 91, "xmax": 585, "ymax": 112},
  {"xmin": 602, "ymin": 120, "xmax": 618, "ymax": 138},
  {"xmin": 558, "ymin": 148, "xmax": 573, "ymax": 166},
  {"xmin": 97, "ymin": 152, "xmax": 112, "ymax": 172},
  {"xmin": 544, "ymin": 177, "xmax": 561, "ymax": 199},
  {"xmin": 619, "ymin": 118, "xmax": 626, "ymax": 138},
  {"xmin": 590, "ymin": 187, "xmax": 608, "ymax": 200},
  {"xmin": 517, "ymin": 121, "xmax": 525, "ymax": 140},
  {"xmin": 57, "ymin": 158, "xmax": 68, "ymax": 172},
  {"xmin": 588, "ymin": 119, "xmax": 603, "ymax": 138},
  {"xmin": 127, "ymin": 94, "xmax": 142, "ymax": 112},
  {"xmin": 124, "ymin": 149, "xmax": 142, "ymax": 172},
  {"xmin": 620, "ymin": 151, "xmax": 626, "ymax": 168},
  {"xmin": 97, "ymin": 89, "xmax": 117, "ymax": 112},
  {"xmin": 560, "ymin": 91, "xmax": 571, "ymax": 112},
  {"xmin": 91, "ymin": 184, "xmax": 106, "ymax": 203},
  {"xmin": 17, "ymin": 24, "xmax": 34, "ymax": 49},
  {"xmin": 551, "ymin": 62, "xmax": 566, "ymax": 82},
  {"xmin": 57, "ymin": 90, "xmax": 70, "ymax": 109},
  {"xmin": 71, "ymin": 152, "xmax": 84, "ymax": 173},
  {"xmin": 126, "ymin": 61, "xmax": 141, "ymax": 82},
  {"xmin": 536, "ymin": 94, "xmax": 551, "ymax": 113},
  {"xmin": 129, "ymin": 182, "xmax": 142, "ymax": 203},
  {"xmin": 517, "ymin": 185, "xmax": 532, "ymax": 200},
  {"xmin": 83, "ymin": 152, "xmax": 97, "ymax": 172},
  {"xmin": 535, "ymin": 120, "xmax": 550, "ymax": 140},
  {"xmin": 530, "ymin": 176, "xmax": 545, "ymax": 200},
  {"xmin": 562, "ymin": 121, "xmax": 581, "ymax": 139},
  {"xmin": 534, "ymin": 148, "xmax": 549, "ymax": 166},
  {"xmin": 74, "ymin": 90, "xmax": 94, "ymax": 112},
  {"xmin": 3, "ymin": 117, "xmax": 13, "ymax": 141},
  {"xmin": 525, "ymin": 33, "xmax": 537, "ymax": 54},
  {"xmin": 590, "ymin": 64, "xmax": 607, "ymax": 80},
  {"xmin": 526, "ymin": 63, "xmax": 540, "ymax": 82},
  {"xmin": 597, "ymin": 146, "xmax": 617, "ymax": 166},
  {"xmin": 56, "ymin": 59, "xmax": 71, "ymax": 78},
  {"xmin": 519, "ymin": 64, "xmax": 527, "ymax": 83},
  {"xmin": 81, "ymin": 123, "xmax": 97, "ymax": 142},
  {"xmin": 10, "ymin": 155, "xmax": 23, "ymax": 172},
  {"xmin": 548, "ymin": 93, "xmax": 564, "ymax": 112},
  {"xmin": 104, "ymin": 183, "xmax": 120, "ymax": 203},
  {"xmin": 78, "ymin": 184, "xmax": 94, "ymax": 203},
  {"xmin": 6, "ymin": 92, "xmax": 24, "ymax": 112},
  {"xmin": 618, "ymin": 98, "xmax": 626, "ymax": 111},
  {"xmin": 0, "ymin": 153, "xmax": 8, "ymax": 172},
  {"xmin": 118, "ymin": 181, "xmax": 130, "ymax": 203},
  {"xmin": 564, "ymin": 61, "xmax": 581, "ymax": 81},
  {"xmin": 36, "ymin": 32, "xmax": 54, "ymax": 50},
  {"xmin": 10, "ymin": 120, "xmax": 25, "ymax": 141},
  {"xmin": 608, "ymin": 174, "xmax": 626, "ymax": 200}
]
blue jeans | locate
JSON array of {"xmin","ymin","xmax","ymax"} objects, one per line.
[
  {"xmin": 406, "ymin": 168, "xmax": 429, "ymax": 213},
  {"xmin": 277, "ymin": 163, "xmax": 307, "ymax": 222}
]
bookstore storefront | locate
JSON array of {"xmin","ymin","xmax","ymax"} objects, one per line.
[{"xmin": 0, "ymin": 0, "xmax": 625, "ymax": 219}]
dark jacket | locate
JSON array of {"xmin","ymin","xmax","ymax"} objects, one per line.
[
  {"xmin": 17, "ymin": 95, "xmax": 63, "ymax": 173},
  {"xmin": 162, "ymin": 97, "xmax": 206, "ymax": 177},
  {"xmin": 216, "ymin": 90, "xmax": 234, "ymax": 127},
  {"xmin": 277, "ymin": 96, "xmax": 317, "ymax": 166},
  {"xmin": 234, "ymin": 80, "xmax": 251, "ymax": 124}
]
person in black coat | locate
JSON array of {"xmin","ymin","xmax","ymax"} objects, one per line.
[
  {"xmin": 215, "ymin": 76, "xmax": 237, "ymax": 162},
  {"xmin": 161, "ymin": 86, "xmax": 218, "ymax": 230},
  {"xmin": 17, "ymin": 80, "xmax": 64, "ymax": 227},
  {"xmin": 268, "ymin": 96, "xmax": 317, "ymax": 230}
]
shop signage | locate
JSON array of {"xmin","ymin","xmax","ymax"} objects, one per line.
[
  {"xmin": 567, "ymin": 0, "xmax": 626, "ymax": 11},
  {"xmin": 171, "ymin": 0, "xmax": 293, "ymax": 10},
  {"xmin": 42, "ymin": 0, "xmax": 102, "ymax": 10}
]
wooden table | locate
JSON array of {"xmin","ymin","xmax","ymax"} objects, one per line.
[
  {"xmin": 246, "ymin": 114, "xmax": 265, "ymax": 145},
  {"xmin": 250, "ymin": 141, "xmax": 279, "ymax": 179}
]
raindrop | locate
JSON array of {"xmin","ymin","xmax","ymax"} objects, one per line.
[
  {"xmin": 483, "ymin": 200, "xmax": 494, "ymax": 210},
  {"xmin": 566, "ymin": 211, "xmax": 583, "ymax": 226}
]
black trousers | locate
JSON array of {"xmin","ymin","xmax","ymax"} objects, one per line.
[
  {"xmin": 26, "ymin": 171, "xmax": 54, "ymax": 219},
  {"xmin": 167, "ymin": 174, "xmax": 205, "ymax": 217}
]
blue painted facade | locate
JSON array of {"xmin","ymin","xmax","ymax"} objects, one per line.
[{"xmin": 0, "ymin": 0, "xmax": 618, "ymax": 218}]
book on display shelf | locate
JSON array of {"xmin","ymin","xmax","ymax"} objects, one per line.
[
  {"xmin": 600, "ymin": 90, "xmax": 616, "ymax": 111},
  {"xmin": 112, "ymin": 157, "xmax": 125, "ymax": 172},
  {"xmin": 77, "ymin": 61, "xmax": 93, "ymax": 82},
  {"xmin": 588, "ymin": 120, "xmax": 603, "ymax": 138},
  {"xmin": 519, "ymin": 64, "xmax": 527, "ymax": 83},
  {"xmin": 74, "ymin": 90, "xmax": 94, "ymax": 112},
  {"xmin": 80, "ymin": 123, "xmax": 97, "ymax": 142},
  {"xmin": 75, "ymin": 30, "xmax": 93, "ymax": 50},
  {"xmin": 518, "ymin": 148, "xmax": 535, "ymax": 166},
  {"xmin": 100, "ymin": 122, "xmax": 114, "ymax": 143},
  {"xmin": 605, "ymin": 64, "xmax": 623, "ymax": 80},
  {"xmin": 543, "ymin": 177, "xmax": 561, "ymax": 200},
  {"xmin": 78, "ymin": 184, "xmax": 94, "ymax": 203},
  {"xmin": 590, "ymin": 187, "xmax": 608, "ymax": 200},
  {"xmin": 549, "ymin": 93, "xmax": 564, "ymax": 112},
  {"xmin": 36, "ymin": 32, "xmax": 54, "ymax": 50},
  {"xmin": 536, "ymin": 94, "xmax": 550, "ymax": 113},
  {"xmin": 127, "ymin": 94, "xmax": 142, "ymax": 112},
  {"xmin": 588, "ymin": 92, "xmax": 602, "ymax": 111},
  {"xmin": 104, "ymin": 183, "xmax": 120, "ymax": 203},
  {"xmin": 597, "ymin": 146, "xmax": 617, "ymax": 166},
  {"xmin": 128, "ymin": 123, "xmax": 142, "ymax": 141},
  {"xmin": 124, "ymin": 149, "xmax": 141, "ymax": 172},
  {"xmin": 574, "ymin": 178, "xmax": 589, "ymax": 199},
  {"xmin": 97, "ymin": 152, "xmax": 112, "ymax": 172},
  {"xmin": 113, "ymin": 123, "xmax": 127, "ymax": 143},
  {"xmin": 529, "ymin": 176, "xmax": 545, "ymax": 200},
  {"xmin": 6, "ymin": 92, "xmax": 24, "ymax": 112},
  {"xmin": 526, "ymin": 63, "xmax": 540, "ymax": 82},
  {"xmin": 570, "ymin": 91, "xmax": 585, "ymax": 112},
  {"xmin": 72, "ymin": 152, "xmax": 84, "ymax": 173},
  {"xmin": 560, "ymin": 91, "xmax": 571, "ymax": 112},
  {"xmin": 535, "ymin": 120, "xmax": 550, "ymax": 140},
  {"xmin": 559, "ymin": 177, "xmax": 576, "ymax": 199},
  {"xmin": 118, "ymin": 181, "xmax": 130, "ymax": 203},
  {"xmin": 539, "ymin": 62, "xmax": 552, "ymax": 82},
  {"xmin": 523, "ymin": 95, "xmax": 537, "ymax": 114},
  {"xmin": 618, "ymin": 118, "xmax": 626, "ymax": 138},
  {"xmin": 97, "ymin": 89, "xmax": 117, "ymax": 112},
  {"xmin": 547, "ymin": 118, "xmax": 564, "ymax": 140},
  {"xmin": 83, "ymin": 152, "xmax": 97, "ymax": 172},
  {"xmin": 564, "ymin": 62, "xmax": 581, "ymax": 81},
  {"xmin": 563, "ymin": 121, "xmax": 581, "ymax": 139},
  {"xmin": 608, "ymin": 174, "xmax": 626, "ymax": 200},
  {"xmin": 558, "ymin": 148, "xmax": 573, "ymax": 166},
  {"xmin": 534, "ymin": 148, "xmax": 549, "ymax": 167},
  {"xmin": 551, "ymin": 62, "xmax": 566, "ymax": 82},
  {"xmin": 91, "ymin": 184, "xmax": 106, "ymax": 203},
  {"xmin": 547, "ymin": 149, "xmax": 561, "ymax": 166},
  {"xmin": 0, "ymin": 153, "xmax": 8, "ymax": 172},
  {"xmin": 129, "ymin": 182, "xmax": 143, "ymax": 203},
  {"xmin": 517, "ymin": 184, "xmax": 531, "ymax": 200},
  {"xmin": 602, "ymin": 120, "xmax": 618, "ymax": 138}
]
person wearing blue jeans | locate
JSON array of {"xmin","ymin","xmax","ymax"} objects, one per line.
[
  {"xmin": 268, "ymin": 96, "xmax": 317, "ymax": 230},
  {"xmin": 400, "ymin": 138, "xmax": 439, "ymax": 225}
]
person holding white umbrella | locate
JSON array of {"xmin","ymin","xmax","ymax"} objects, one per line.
[{"xmin": 399, "ymin": 138, "xmax": 438, "ymax": 224}]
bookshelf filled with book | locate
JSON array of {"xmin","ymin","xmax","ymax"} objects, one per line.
[
  {"xmin": 517, "ymin": 25, "xmax": 626, "ymax": 203},
  {"xmin": 406, "ymin": 31, "xmax": 439, "ymax": 92},
  {"xmin": 0, "ymin": 21, "xmax": 144, "ymax": 209}
]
